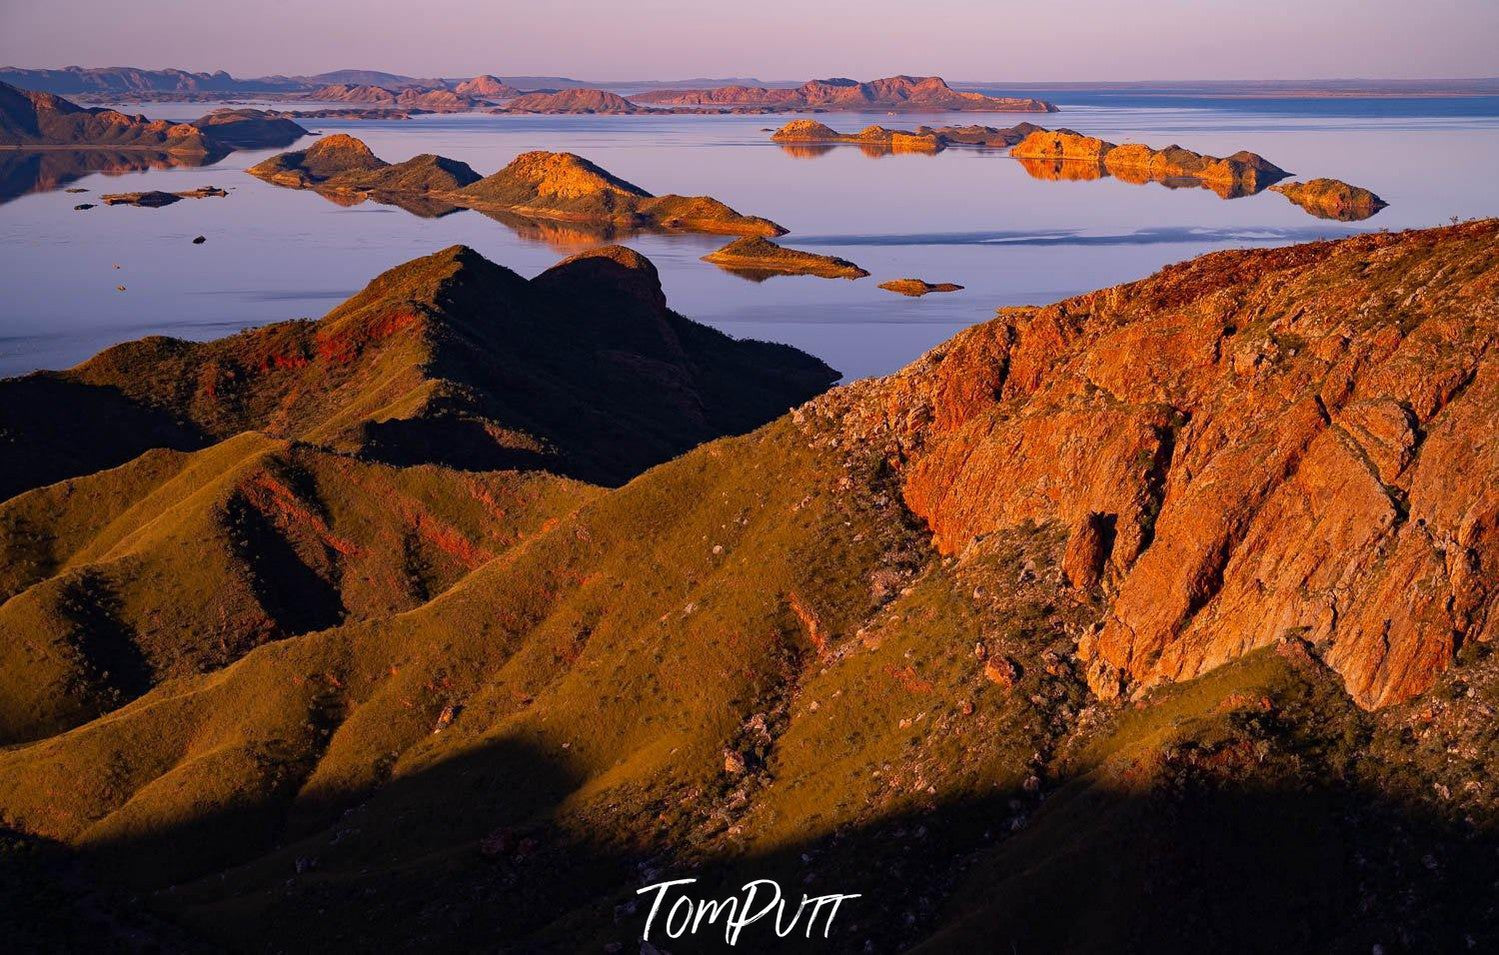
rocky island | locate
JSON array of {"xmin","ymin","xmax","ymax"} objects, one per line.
[
  {"xmin": 248, "ymin": 134, "xmax": 785, "ymax": 236},
  {"xmin": 1010, "ymin": 128, "xmax": 1290, "ymax": 196},
  {"xmin": 1270, "ymin": 178, "xmax": 1389, "ymax": 220},
  {"xmin": 772, "ymin": 119, "xmax": 1046, "ymax": 154},
  {"xmin": 879, "ymin": 278, "xmax": 965, "ymax": 296},
  {"xmin": 702, "ymin": 236, "xmax": 869, "ymax": 279},
  {"xmin": 99, "ymin": 185, "xmax": 227, "ymax": 206},
  {"xmin": 634, "ymin": 74, "xmax": 1057, "ymax": 112}
]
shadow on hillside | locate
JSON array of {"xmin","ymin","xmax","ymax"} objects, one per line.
[
  {"xmin": 0, "ymin": 376, "xmax": 208, "ymax": 501},
  {"xmin": 11, "ymin": 730, "xmax": 1493, "ymax": 953}
]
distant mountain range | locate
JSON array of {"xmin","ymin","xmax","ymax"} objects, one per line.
[
  {"xmin": 4, "ymin": 66, "xmax": 1495, "ymax": 99},
  {"xmin": 0, "ymin": 65, "xmax": 785, "ymax": 96}
]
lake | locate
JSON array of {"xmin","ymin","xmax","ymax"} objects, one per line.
[{"xmin": 3, "ymin": 94, "xmax": 1497, "ymax": 380}]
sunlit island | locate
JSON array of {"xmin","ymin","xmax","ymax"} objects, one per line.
[{"xmin": 247, "ymin": 134, "xmax": 786, "ymax": 236}]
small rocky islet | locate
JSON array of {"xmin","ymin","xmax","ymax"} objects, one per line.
[
  {"xmin": 702, "ymin": 236, "xmax": 869, "ymax": 280},
  {"xmin": 99, "ymin": 185, "xmax": 228, "ymax": 207},
  {"xmin": 1270, "ymin": 178, "xmax": 1389, "ymax": 220},
  {"xmin": 878, "ymin": 278, "xmax": 965, "ymax": 296}
]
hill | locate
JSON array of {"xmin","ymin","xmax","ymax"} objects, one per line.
[
  {"xmin": 634, "ymin": 74, "xmax": 1058, "ymax": 112},
  {"xmin": 0, "ymin": 79, "xmax": 214, "ymax": 151},
  {"xmin": 0, "ymin": 243, "xmax": 835, "ymax": 500},
  {"xmin": 500, "ymin": 89, "xmax": 645, "ymax": 113},
  {"xmin": 0, "ymin": 223, "xmax": 1493, "ymax": 951},
  {"xmin": 452, "ymin": 74, "xmax": 523, "ymax": 99},
  {"xmin": 303, "ymin": 83, "xmax": 480, "ymax": 111}
]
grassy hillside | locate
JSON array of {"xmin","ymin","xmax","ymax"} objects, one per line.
[{"xmin": 1, "ymin": 225, "xmax": 1495, "ymax": 951}]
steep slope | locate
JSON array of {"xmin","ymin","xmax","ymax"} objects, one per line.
[
  {"xmin": 0, "ymin": 224, "xmax": 1493, "ymax": 953},
  {"xmin": 0, "ymin": 244, "xmax": 836, "ymax": 500},
  {"xmin": 821, "ymin": 220, "xmax": 1496, "ymax": 708}
]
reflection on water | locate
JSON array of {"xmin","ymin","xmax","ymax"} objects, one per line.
[
  {"xmin": 0, "ymin": 148, "xmax": 216, "ymax": 204},
  {"xmin": 2, "ymin": 97, "xmax": 1496, "ymax": 381},
  {"xmin": 776, "ymin": 142, "xmax": 835, "ymax": 160}
]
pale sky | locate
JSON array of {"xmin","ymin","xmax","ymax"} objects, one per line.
[{"xmin": 1, "ymin": 0, "xmax": 1495, "ymax": 81}]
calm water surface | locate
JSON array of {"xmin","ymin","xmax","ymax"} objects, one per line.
[{"xmin": 3, "ymin": 97, "xmax": 1497, "ymax": 379}]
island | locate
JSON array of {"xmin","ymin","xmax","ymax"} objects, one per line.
[
  {"xmin": 247, "ymin": 134, "xmax": 786, "ymax": 236},
  {"xmin": 99, "ymin": 185, "xmax": 227, "ymax": 206},
  {"xmin": 0, "ymin": 80, "xmax": 308, "ymax": 154},
  {"xmin": 497, "ymin": 89, "xmax": 647, "ymax": 114},
  {"xmin": 1270, "ymin": 178, "xmax": 1389, "ymax": 220},
  {"xmin": 299, "ymin": 84, "xmax": 481, "ymax": 111},
  {"xmin": 771, "ymin": 119, "xmax": 1047, "ymax": 154},
  {"xmin": 633, "ymin": 75, "xmax": 1057, "ymax": 112},
  {"xmin": 702, "ymin": 236, "xmax": 869, "ymax": 279},
  {"xmin": 1010, "ymin": 128, "xmax": 1290, "ymax": 197},
  {"xmin": 878, "ymin": 278, "xmax": 965, "ymax": 296}
]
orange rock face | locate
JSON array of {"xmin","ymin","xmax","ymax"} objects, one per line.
[{"xmin": 813, "ymin": 221, "xmax": 1499, "ymax": 709}]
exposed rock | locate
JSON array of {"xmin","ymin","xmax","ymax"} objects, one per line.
[
  {"xmin": 72, "ymin": 202, "xmax": 93, "ymax": 210},
  {"xmin": 703, "ymin": 236, "xmax": 869, "ymax": 280},
  {"xmin": 879, "ymin": 279, "xmax": 965, "ymax": 296},
  {"xmin": 815, "ymin": 220, "xmax": 1498, "ymax": 708},
  {"xmin": 1061, "ymin": 512, "xmax": 1114, "ymax": 589},
  {"xmin": 192, "ymin": 235, "xmax": 205, "ymax": 244},
  {"xmin": 983, "ymin": 656, "xmax": 1021, "ymax": 689},
  {"xmin": 1009, "ymin": 128, "xmax": 1114, "ymax": 163},
  {"xmin": 635, "ymin": 75, "xmax": 1058, "ymax": 112},
  {"xmin": 1010, "ymin": 128, "xmax": 1290, "ymax": 197},
  {"xmin": 1270, "ymin": 178, "xmax": 1389, "ymax": 221}
]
